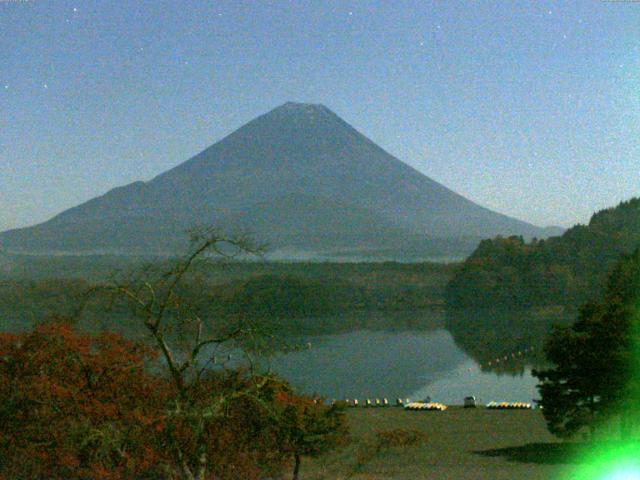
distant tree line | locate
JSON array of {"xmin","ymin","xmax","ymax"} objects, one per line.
[{"xmin": 0, "ymin": 267, "xmax": 450, "ymax": 337}]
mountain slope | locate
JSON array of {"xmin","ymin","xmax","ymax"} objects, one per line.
[{"xmin": 0, "ymin": 102, "xmax": 555, "ymax": 257}]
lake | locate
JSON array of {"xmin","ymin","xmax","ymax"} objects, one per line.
[
  {"xmin": 265, "ymin": 326, "xmax": 541, "ymax": 405},
  {"xmin": 4, "ymin": 292, "xmax": 547, "ymax": 405}
]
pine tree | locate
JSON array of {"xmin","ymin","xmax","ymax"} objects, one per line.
[{"xmin": 534, "ymin": 249, "xmax": 640, "ymax": 438}]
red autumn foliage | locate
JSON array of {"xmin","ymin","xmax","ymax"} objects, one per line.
[
  {"xmin": 273, "ymin": 390, "xmax": 349, "ymax": 480},
  {"xmin": 0, "ymin": 321, "xmax": 170, "ymax": 479},
  {"xmin": 0, "ymin": 322, "xmax": 348, "ymax": 479}
]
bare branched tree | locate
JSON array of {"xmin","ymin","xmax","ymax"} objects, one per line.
[{"xmin": 86, "ymin": 227, "xmax": 274, "ymax": 480}]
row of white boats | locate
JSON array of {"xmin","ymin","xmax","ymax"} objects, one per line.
[{"xmin": 335, "ymin": 398, "xmax": 534, "ymax": 410}]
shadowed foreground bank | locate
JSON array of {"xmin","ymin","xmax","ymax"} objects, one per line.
[{"xmin": 301, "ymin": 407, "xmax": 580, "ymax": 480}]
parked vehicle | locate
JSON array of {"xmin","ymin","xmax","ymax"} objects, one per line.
[{"xmin": 464, "ymin": 396, "xmax": 477, "ymax": 408}]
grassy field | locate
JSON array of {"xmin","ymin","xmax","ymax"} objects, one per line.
[{"xmin": 302, "ymin": 407, "xmax": 581, "ymax": 480}]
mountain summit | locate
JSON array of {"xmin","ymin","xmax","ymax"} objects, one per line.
[{"xmin": 0, "ymin": 103, "xmax": 559, "ymax": 258}]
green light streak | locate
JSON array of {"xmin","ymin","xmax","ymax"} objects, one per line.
[
  {"xmin": 567, "ymin": 299, "xmax": 640, "ymax": 480},
  {"xmin": 570, "ymin": 441, "xmax": 640, "ymax": 480}
]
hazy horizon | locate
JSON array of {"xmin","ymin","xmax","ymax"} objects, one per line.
[{"xmin": 2, "ymin": 0, "xmax": 639, "ymax": 233}]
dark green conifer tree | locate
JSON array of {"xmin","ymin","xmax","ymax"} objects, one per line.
[{"xmin": 534, "ymin": 248, "xmax": 640, "ymax": 438}]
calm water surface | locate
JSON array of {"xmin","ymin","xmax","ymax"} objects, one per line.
[{"xmin": 267, "ymin": 328, "xmax": 539, "ymax": 405}]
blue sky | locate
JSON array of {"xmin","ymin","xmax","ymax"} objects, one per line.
[{"xmin": 1, "ymin": 0, "xmax": 639, "ymax": 232}]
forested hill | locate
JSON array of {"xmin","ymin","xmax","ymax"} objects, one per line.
[{"xmin": 445, "ymin": 197, "xmax": 640, "ymax": 309}]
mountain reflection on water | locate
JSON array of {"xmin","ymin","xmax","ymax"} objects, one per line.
[
  {"xmin": 76, "ymin": 306, "xmax": 564, "ymax": 404},
  {"xmin": 261, "ymin": 308, "xmax": 559, "ymax": 404},
  {"xmin": 269, "ymin": 329, "xmax": 465, "ymax": 400}
]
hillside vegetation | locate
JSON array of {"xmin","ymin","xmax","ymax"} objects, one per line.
[
  {"xmin": 445, "ymin": 198, "xmax": 640, "ymax": 309},
  {"xmin": 0, "ymin": 259, "xmax": 454, "ymax": 335}
]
